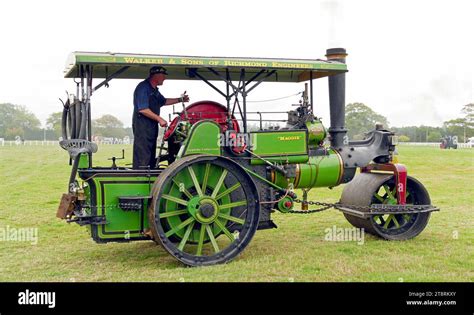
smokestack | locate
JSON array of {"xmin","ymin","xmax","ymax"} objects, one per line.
[{"xmin": 326, "ymin": 47, "xmax": 348, "ymax": 148}]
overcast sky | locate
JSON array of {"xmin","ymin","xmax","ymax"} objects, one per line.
[{"xmin": 0, "ymin": 0, "xmax": 472, "ymax": 129}]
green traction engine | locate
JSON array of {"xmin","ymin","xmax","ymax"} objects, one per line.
[{"xmin": 57, "ymin": 48, "xmax": 439, "ymax": 266}]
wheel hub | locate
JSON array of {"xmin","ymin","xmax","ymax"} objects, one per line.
[
  {"xmin": 199, "ymin": 203, "xmax": 215, "ymax": 218},
  {"xmin": 187, "ymin": 196, "xmax": 220, "ymax": 223}
]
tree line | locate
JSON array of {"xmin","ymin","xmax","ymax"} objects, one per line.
[
  {"xmin": 345, "ymin": 102, "xmax": 473, "ymax": 142},
  {"xmin": 0, "ymin": 102, "xmax": 473, "ymax": 142},
  {"xmin": 0, "ymin": 103, "xmax": 133, "ymax": 140}
]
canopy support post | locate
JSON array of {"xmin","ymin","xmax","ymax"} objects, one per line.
[
  {"xmin": 85, "ymin": 65, "xmax": 93, "ymax": 168},
  {"xmin": 228, "ymin": 70, "xmax": 275, "ymax": 98},
  {"xmin": 241, "ymin": 69, "xmax": 247, "ymax": 133},
  {"xmin": 93, "ymin": 66, "xmax": 130, "ymax": 93},
  {"xmin": 232, "ymin": 77, "xmax": 244, "ymax": 125},
  {"xmin": 246, "ymin": 70, "xmax": 276, "ymax": 94},
  {"xmin": 310, "ymin": 70, "xmax": 314, "ymax": 114},
  {"xmin": 226, "ymin": 69, "xmax": 232, "ymax": 128},
  {"xmin": 191, "ymin": 70, "xmax": 227, "ymax": 98},
  {"xmin": 244, "ymin": 69, "xmax": 266, "ymax": 87},
  {"xmin": 80, "ymin": 65, "xmax": 85, "ymax": 103}
]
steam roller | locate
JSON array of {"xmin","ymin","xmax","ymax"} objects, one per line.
[{"xmin": 57, "ymin": 48, "xmax": 439, "ymax": 266}]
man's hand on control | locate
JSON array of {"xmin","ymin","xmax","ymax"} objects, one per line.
[
  {"xmin": 157, "ymin": 117, "xmax": 168, "ymax": 128},
  {"xmin": 180, "ymin": 93, "xmax": 190, "ymax": 103},
  {"xmin": 165, "ymin": 93, "xmax": 190, "ymax": 106},
  {"xmin": 138, "ymin": 108, "xmax": 168, "ymax": 127}
]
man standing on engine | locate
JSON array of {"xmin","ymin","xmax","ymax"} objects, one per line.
[{"xmin": 132, "ymin": 66, "xmax": 189, "ymax": 169}]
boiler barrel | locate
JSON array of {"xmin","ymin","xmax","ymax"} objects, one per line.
[{"xmin": 270, "ymin": 148, "xmax": 343, "ymax": 189}]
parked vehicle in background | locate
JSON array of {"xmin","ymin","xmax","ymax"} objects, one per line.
[{"xmin": 440, "ymin": 136, "xmax": 458, "ymax": 149}]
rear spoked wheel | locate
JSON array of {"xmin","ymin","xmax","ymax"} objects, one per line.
[{"xmin": 149, "ymin": 155, "xmax": 259, "ymax": 266}]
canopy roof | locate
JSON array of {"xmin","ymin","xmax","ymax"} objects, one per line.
[{"xmin": 64, "ymin": 51, "xmax": 347, "ymax": 82}]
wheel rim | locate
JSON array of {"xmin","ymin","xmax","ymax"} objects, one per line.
[
  {"xmin": 370, "ymin": 182, "xmax": 418, "ymax": 235},
  {"xmin": 152, "ymin": 156, "xmax": 259, "ymax": 266}
]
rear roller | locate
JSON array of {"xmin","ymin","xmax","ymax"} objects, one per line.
[
  {"xmin": 148, "ymin": 155, "xmax": 260, "ymax": 266},
  {"xmin": 341, "ymin": 173, "xmax": 431, "ymax": 240}
]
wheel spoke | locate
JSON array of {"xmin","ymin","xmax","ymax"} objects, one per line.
[
  {"xmin": 373, "ymin": 215, "xmax": 382, "ymax": 224},
  {"xmin": 219, "ymin": 200, "xmax": 247, "ymax": 210},
  {"xmin": 172, "ymin": 179, "xmax": 193, "ymax": 199},
  {"xmin": 218, "ymin": 213, "xmax": 245, "ymax": 225},
  {"xmin": 392, "ymin": 215, "xmax": 400, "ymax": 228},
  {"xmin": 378, "ymin": 215, "xmax": 386, "ymax": 225},
  {"xmin": 391, "ymin": 186, "xmax": 397, "ymax": 197},
  {"xmin": 383, "ymin": 185, "xmax": 395, "ymax": 199},
  {"xmin": 214, "ymin": 219, "xmax": 235, "ymax": 242},
  {"xmin": 196, "ymin": 224, "xmax": 206, "ymax": 256},
  {"xmin": 205, "ymin": 224, "xmax": 220, "ymax": 253},
  {"xmin": 160, "ymin": 209, "xmax": 188, "ymax": 218},
  {"xmin": 188, "ymin": 166, "xmax": 203, "ymax": 197},
  {"xmin": 373, "ymin": 193, "xmax": 385, "ymax": 203},
  {"xmin": 383, "ymin": 214, "xmax": 393, "ymax": 229},
  {"xmin": 403, "ymin": 214, "xmax": 412, "ymax": 222},
  {"xmin": 162, "ymin": 194, "xmax": 188, "ymax": 206},
  {"xmin": 211, "ymin": 169, "xmax": 228, "ymax": 198},
  {"xmin": 216, "ymin": 182, "xmax": 241, "ymax": 200},
  {"xmin": 165, "ymin": 217, "xmax": 195, "ymax": 238},
  {"xmin": 178, "ymin": 221, "xmax": 195, "ymax": 251},
  {"xmin": 202, "ymin": 163, "xmax": 210, "ymax": 194}
]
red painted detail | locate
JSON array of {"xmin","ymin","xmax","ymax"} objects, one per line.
[
  {"xmin": 228, "ymin": 131, "xmax": 247, "ymax": 154},
  {"xmin": 361, "ymin": 163, "xmax": 407, "ymax": 204},
  {"xmin": 164, "ymin": 100, "xmax": 240, "ymax": 140},
  {"xmin": 284, "ymin": 201, "xmax": 293, "ymax": 208}
]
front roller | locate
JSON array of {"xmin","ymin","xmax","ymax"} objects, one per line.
[
  {"xmin": 341, "ymin": 173, "xmax": 432, "ymax": 240},
  {"xmin": 148, "ymin": 155, "xmax": 260, "ymax": 266}
]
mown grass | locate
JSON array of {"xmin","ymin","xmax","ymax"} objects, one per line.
[{"xmin": 0, "ymin": 144, "xmax": 472, "ymax": 282}]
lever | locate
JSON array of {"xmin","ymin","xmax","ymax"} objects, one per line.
[{"xmin": 108, "ymin": 149, "xmax": 125, "ymax": 169}]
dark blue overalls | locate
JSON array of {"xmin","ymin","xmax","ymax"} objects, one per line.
[{"xmin": 132, "ymin": 79, "xmax": 166, "ymax": 169}]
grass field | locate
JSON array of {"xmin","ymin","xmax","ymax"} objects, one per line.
[{"xmin": 0, "ymin": 144, "xmax": 473, "ymax": 282}]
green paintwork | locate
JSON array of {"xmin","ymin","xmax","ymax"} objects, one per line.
[
  {"xmin": 64, "ymin": 52, "xmax": 348, "ymax": 82},
  {"xmin": 88, "ymin": 175, "xmax": 158, "ymax": 240},
  {"xmin": 77, "ymin": 153, "xmax": 89, "ymax": 169},
  {"xmin": 178, "ymin": 121, "xmax": 221, "ymax": 158},
  {"xmin": 299, "ymin": 152, "xmax": 341, "ymax": 188},
  {"xmin": 271, "ymin": 148, "xmax": 342, "ymax": 189},
  {"xmin": 253, "ymin": 155, "xmax": 310, "ymax": 165},
  {"xmin": 306, "ymin": 120, "xmax": 326, "ymax": 147},
  {"xmin": 250, "ymin": 130, "xmax": 308, "ymax": 165},
  {"xmin": 243, "ymin": 167, "xmax": 285, "ymax": 191},
  {"xmin": 187, "ymin": 197, "xmax": 220, "ymax": 224},
  {"xmin": 83, "ymin": 184, "xmax": 92, "ymax": 235}
]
